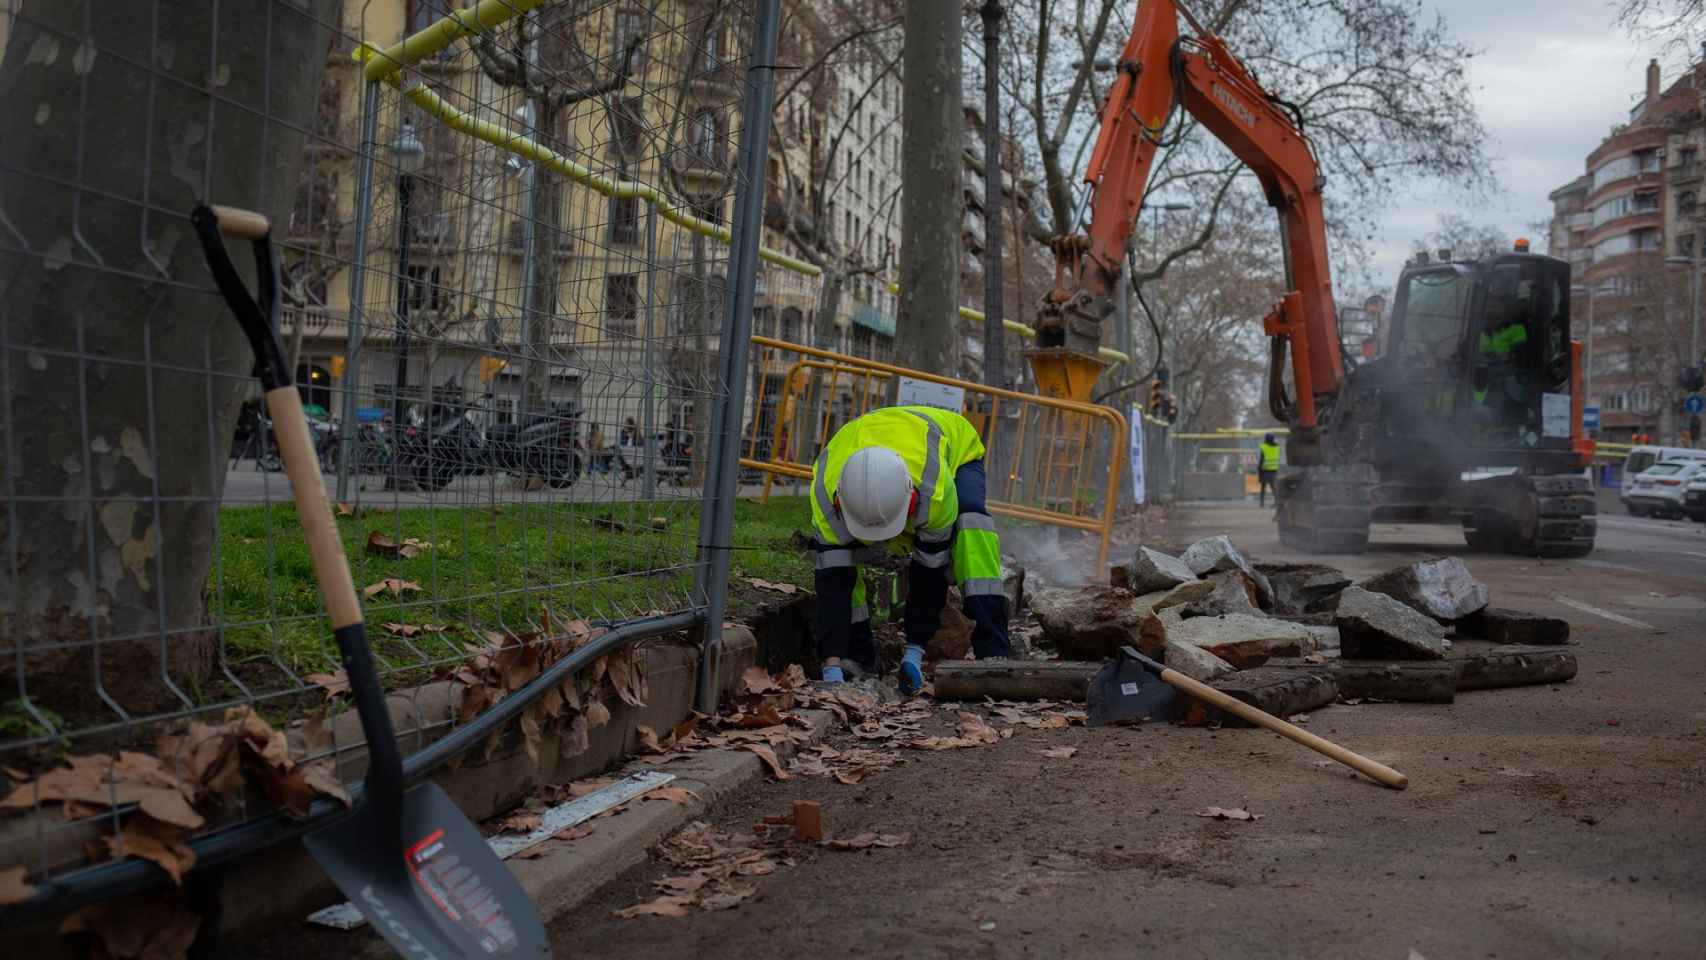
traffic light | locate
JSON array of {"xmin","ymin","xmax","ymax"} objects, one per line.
[
  {"xmin": 329, "ymin": 355, "xmax": 346, "ymax": 379},
  {"xmin": 1148, "ymin": 378, "xmax": 1164, "ymax": 415},
  {"xmin": 479, "ymin": 356, "xmax": 509, "ymax": 383}
]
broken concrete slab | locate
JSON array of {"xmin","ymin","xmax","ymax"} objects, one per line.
[
  {"xmin": 1302, "ymin": 625, "xmax": 1341, "ymax": 658},
  {"xmin": 1031, "ymin": 585, "xmax": 1147, "ymax": 660},
  {"xmin": 1266, "ymin": 658, "xmax": 1457, "ymax": 703},
  {"xmin": 1334, "ymin": 586, "xmax": 1448, "ymax": 660},
  {"xmin": 1451, "ymin": 644, "xmax": 1577, "ymax": 690},
  {"xmin": 1179, "ymin": 535, "xmax": 1274, "ymax": 607},
  {"xmin": 1127, "ymin": 546, "xmax": 1199, "ymax": 594},
  {"xmin": 1455, "ymin": 607, "xmax": 1571, "ymax": 645},
  {"xmin": 1034, "ymin": 581, "xmax": 1212, "ymax": 661},
  {"xmin": 1137, "ymin": 607, "xmax": 1186, "ymax": 659},
  {"xmin": 1360, "ymin": 557, "xmax": 1490, "ymax": 623},
  {"xmin": 1182, "ymin": 668, "xmax": 1339, "ymax": 726},
  {"xmin": 1158, "ymin": 613, "xmax": 1319, "ymax": 669},
  {"xmin": 1256, "ymin": 562, "xmax": 1353, "ymax": 615},
  {"xmin": 1182, "ymin": 569, "xmax": 1263, "ymax": 618},
  {"xmin": 1163, "ymin": 639, "xmax": 1237, "ymax": 684}
]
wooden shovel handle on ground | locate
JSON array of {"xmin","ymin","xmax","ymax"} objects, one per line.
[{"xmin": 1141, "ymin": 653, "xmax": 1409, "ymax": 790}]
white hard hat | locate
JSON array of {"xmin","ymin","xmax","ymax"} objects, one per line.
[{"xmin": 837, "ymin": 446, "xmax": 913, "ymax": 542}]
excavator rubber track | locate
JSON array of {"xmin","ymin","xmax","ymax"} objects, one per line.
[
  {"xmin": 1462, "ymin": 473, "xmax": 1596, "ymax": 558},
  {"xmin": 1275, "ymin": 464, "xmax": 1374, "ymax": 554}
]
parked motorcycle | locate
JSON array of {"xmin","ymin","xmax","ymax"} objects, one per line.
[
  {"xmin": 392, "ymin": 381, "xmax": 486, "ymax": 492},
  {"xmin": 486, "ymin": 401, "xmax": 583, "ymax": 488}
]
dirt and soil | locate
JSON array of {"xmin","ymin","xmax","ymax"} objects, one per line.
[{"xmin": 548, "ymin": 502, "xmax": 1706, "ymax": 959}]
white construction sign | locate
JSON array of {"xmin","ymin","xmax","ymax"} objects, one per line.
[{"xmin": 897, "ymin": 376, "xmax": 965, "ymax": 411}]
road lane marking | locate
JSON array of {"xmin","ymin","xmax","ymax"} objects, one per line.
[
  {"xmin": 1551, "ymin": 594, "xmax": 1656, "ymax": 630},
  {"xmin": 1580, "ymin": 559, "xmax": 1644, "ymax": 572}
]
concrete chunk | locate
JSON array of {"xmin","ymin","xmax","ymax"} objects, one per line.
[
  {"xmin": 1128, "ymin": 546, "xmax": 1199, "ymax": 594},
  {"xmin": 1257, "ymin": 562, "xmax": 1352, "ymax": 615},
  {"xmin": 1360, "ymin": 557, "xmax": 1490, "ymax": 622},
  {"xmin": 1334, "ymin": 586, "xmax": 1449, "ymax": 660},
  {"xmin": 1456, "ymin": 607, "xmax": 1571, "ymax": 645},
  {"xmin": 1182, "ymin": 570, "xmax": 1263, "ymax": 618},
  {"xmin": 1034, "ymin": 581, "xmax": 1212, "ymax": 660},
  {"xmin": 1163, "ymin": 613, "xmax": 1318, "ymax": 669},
  {"xmin": 1179, "ymin": 535, "xmax": 1273, "ymax": 607},
  {"xmin": 1162, "ymin": 639, "xmax": 1237, "ymax": 683}
]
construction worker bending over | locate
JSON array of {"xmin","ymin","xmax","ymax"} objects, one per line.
[
  {"xmin": 811, "ymin": 406, "xmax": 1010, "ymax": 694},
  {"xmin": 1257, "ymin": 433, "xmax": 1281, "ymax": 508}
]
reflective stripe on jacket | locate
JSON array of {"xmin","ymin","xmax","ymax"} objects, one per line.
[{"xmin": 810, "ymin": 405, "xmax": 985, "ymax": 545}]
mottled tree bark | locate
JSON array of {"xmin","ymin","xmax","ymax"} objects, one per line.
[{"xmin": 0, "ymin": 0, "xmax": 338, "ymax": 721}]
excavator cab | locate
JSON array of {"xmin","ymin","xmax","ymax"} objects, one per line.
[{"xmin": 1381, "ymin": 252, "xmax": 1577, "ymax": 468}]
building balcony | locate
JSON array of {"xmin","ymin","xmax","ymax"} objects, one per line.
[
  {"xmin": 1586, "ymin": 170, "xmax": 1663, "ymax": 208},
  {"xmin": 1670, "ymin": 164, "xmax": 1702, "ymax": 185}
]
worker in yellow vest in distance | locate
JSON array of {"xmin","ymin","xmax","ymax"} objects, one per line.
[
  {"xmin": 810, "ymin": 406, "xmax": 1010, "ymax": 695},
  {"xmin": 1257, "ymin": 433, "xmax": 1281, "ymax": 508}
]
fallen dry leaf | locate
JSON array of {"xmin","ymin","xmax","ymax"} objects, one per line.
[
  {"xmin": 1196, "ymin": 807, "xmax": 1263, "ymax": 822},
  {"xmin": 743, "ymin": 577, "xmax": 799, "ymax": 595},
  {"xmin": 644, "ymin": 787, "xmax": 699, "ymax": 805},
  {"xmin": 956, "ymin": 712, "xmax": 1001, "ymax": 745},
  {"xmin": 779, "ymin": 664, "xmax": 810, "ymax": 690},
  {"xmin": 381, "ymin": 622, "xmax": 421, "ymax": 638},
  {"xmin": 613, "ymin": 895, "xmax": 695, "ymax": 919},
  {"xmin": 305, "ymin": 671, "xmax": 349, "ymax": 699},
  {"xmin": 335, "ymin": 502, "xmax": 356, "ymax": 517},
  {"xmin": 497, "ymin": 811, "xmax": 543, "ymax": 833},
  {"xmin": 0, "ymin": 866, "xmax": 34, "ymax": 906},
  {"xmin": 362, "ymin": 577, "xmax": 422, "ymax": 599},
  {"xmin": 552, "ymin": 824, "xmax": 595, "ymax": 842},
  {"xmin": 740, "ymin": 743, "xmax": 790, "ymax": 780},
  {"xmin": 698, "ymin": 884, "xmax": 756, "ymax": 911},
  {"xmin": 654, "ymin": 872, "xmax": 711, "ymax": 895},
  {"xmin": 739, "ymin": 666, "xmax": 781, "ymax": 696},
  {"xmin": 1039, "ymin": 746, "xmax": 1078, "ymax": 759},
  {"xmin": 824, "ymin": 832, "xmax": 909, "ymax": 851},
  {"xmin": 366, "ymin": 531, "xmax": 434, "ymax": 559},
  {"xmin": 105, "ymin": 815, "xmax": 196, "ymax": 885}
]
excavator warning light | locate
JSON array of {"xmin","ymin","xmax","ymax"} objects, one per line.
[{"xmin": 1514, "ymin": 237, "xmax": 1530, "ymax": 253}]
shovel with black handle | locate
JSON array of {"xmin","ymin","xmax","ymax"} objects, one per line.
[{"xmin": 190, "ymin": 205, "xmax": 548, "ymax": 959}]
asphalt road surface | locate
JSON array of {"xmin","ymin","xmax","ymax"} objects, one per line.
[{"xmin": 549, "ymin": 498, "xmax": 1706, "ymax": 959}]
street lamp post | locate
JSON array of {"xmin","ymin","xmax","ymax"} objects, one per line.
[{"xmin": 391, "ymin": 118, "xmax": 426, "ymax": 426}]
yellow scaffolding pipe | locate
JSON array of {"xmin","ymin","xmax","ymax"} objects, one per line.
[{"xmin": 355, "ymin": 43, "xmax": 822, "ymax": 277}]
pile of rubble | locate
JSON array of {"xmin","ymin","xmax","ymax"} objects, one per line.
[{"xmin": 943, "ymin": 536, "xmax": 1575, "ymax": 724}]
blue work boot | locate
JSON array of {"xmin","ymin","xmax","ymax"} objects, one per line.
[{"xmin": 897, "ymin": 645, "xmax": 925, "ymax": 696}]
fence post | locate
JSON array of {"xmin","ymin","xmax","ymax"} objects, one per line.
[
  {"xmin": 643, "ymin": 202, "xmax": 659, "ymax": 499},
  {"xmin": 336, "ymin": 80, "xmax": 380, "ymax": 501},
  {"xmin": 694, "ymin": 0, "xmax": 780, "ymax": 713}
]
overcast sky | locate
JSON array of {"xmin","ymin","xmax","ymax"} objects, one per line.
[{"xmin": 1368, "ymin": 0, "xmax": 1667, "ymax": 284}]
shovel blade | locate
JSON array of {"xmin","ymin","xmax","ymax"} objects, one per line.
[
  {"xmin": 305, "ymin": 782, "xmax": 547, "ymax": 959},
  {"xmin": 1087, "ymin": 653, "xmax": 1179, "ymax": 727}
]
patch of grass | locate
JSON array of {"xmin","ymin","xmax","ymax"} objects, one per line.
[{"xmin": 212, "ymin": 496, "xmax": 813, "ymax": 676}]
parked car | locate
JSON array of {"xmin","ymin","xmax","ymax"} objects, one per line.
[
  {"xmin": 1619, "ymin": 445, "xmax": 1706, "ymax": 513},
  {"xmin": 1624, "ymin": 460, "xmax": 1706, "ymax": 518},
  {"xmin": 1684, "ymin": 473, "xmax": 1706, "ymax": 522}
]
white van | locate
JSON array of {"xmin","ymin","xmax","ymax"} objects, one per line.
[{"xmin": 1621, "ymin": 445, "xmax": 1706, "ymax": 514}]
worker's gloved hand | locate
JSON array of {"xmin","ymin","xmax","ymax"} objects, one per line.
[
  {"xmin": 897, "ymin": 645, "xmax": 925, "ymax": 696},
  {"xmin": 820, "ymin": 664, "xmax": 845, "ymax": 684}
]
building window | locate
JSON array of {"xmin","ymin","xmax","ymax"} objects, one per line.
[
  {"xmin": 408, "ymin": 0, "xmax": 449, "ymax": 33},
  {"xmin": 605, "ymin": 272, "xmax": 639, "ymax": 335},
  {"xmin": 613, "ymin": 9, "xmax": 648, "ymax": 75},
  {"xmin": 611, "ymin": 97, "xmax": 644, "ymax": 157},
  {"xmin": 1683, "ymin": 147, "xmax": 1699, "ymax": 171},
  {"xmin": 699, "ymin": 17, "xmax": 722, "ymax": 73},
  {"xmin": 852, "ymin": 325, "xmax": 874, "ymax": 358},
  {"xmin": 1680, "ymin": 190, "xmax": 1698, "ymax": 218},
  {"xmin": 609, "ymin": 193, "xmax": 639, "ymax": 244},
  {"xmin": 1679, "ymin": 233, "xmax": 1696, "ymax": 258},
  {"xmin": 399, "ymin": 264, "xmax": 442, "ymax": 312},
  {"xmin": 688, "ymin": 109, "xmax": 723, "ymax": 166}
]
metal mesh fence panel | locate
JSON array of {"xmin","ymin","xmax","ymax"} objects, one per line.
[{"xmin": 0, "ymin": 0, "xmax": 778, "ymax": 910}]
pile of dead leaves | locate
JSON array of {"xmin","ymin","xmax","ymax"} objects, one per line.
[
  {"xmin": 614, "ymin": 821, "xmax": 792, "ymax": 918},
  {"xmin": 0, "ymin": 705, "xmax": 350, "ymax": 944},
  {"xmin": 443, "ymin": 616, "xmax": 647, "ymax": 769},
  {"xmin": 788, "ymin": 745, "xmax": 902, "ymax": 784}
]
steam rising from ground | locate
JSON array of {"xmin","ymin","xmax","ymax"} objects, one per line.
[{"xmin": 1000, "ymin": 522, "xmax": 1097, "ymax": 590}]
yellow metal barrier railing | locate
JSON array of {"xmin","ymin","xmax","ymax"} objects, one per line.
[{"xmin": 739, "ymin": 336, "xmax": 1128, "ymax": 572}]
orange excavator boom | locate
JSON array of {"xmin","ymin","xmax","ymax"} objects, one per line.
[{"xmin": 1039, "ymin": 0, "xmax": 1342, "ymax": 439}]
